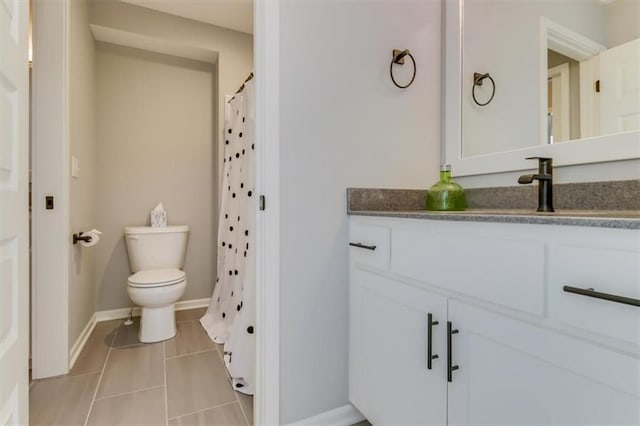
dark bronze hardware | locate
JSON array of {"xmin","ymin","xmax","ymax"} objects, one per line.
[
  {"xmin": 349, "ymin": 242, "xmax": 377, "ymax": 251},
  {"xmin": 563, "ymin": 286, "xmax": 640, "ymax": 307},
  {"xmin": 472, "ymin": 72, "xmax": 496, "ymax": 106},
  {"xmin": 72, "ymin": 232, "xmax": 92, "ymax": 245},
  {"xmin": 518, "ymin": 157, "xmax": 554, "ymax": 212},
  {"xmin": 447, "ymin": 321, "xmax": 459, "ymax": 382},
  {"xmin": 390, "ymin": 49, "xmax": 416, "ymax": 89},
  {"xmin": 427, "ymin": 313, "xmax": 439, "ymax": 370}
]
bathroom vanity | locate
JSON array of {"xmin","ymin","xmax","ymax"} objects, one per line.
[{"xmin": 348, "ymin": 211, "xmax": 640, "ymax": 425}]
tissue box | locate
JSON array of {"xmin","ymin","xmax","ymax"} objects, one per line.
[{"xmin": 151, "ymin": 210, "xmax": 167, "ymax": 227}]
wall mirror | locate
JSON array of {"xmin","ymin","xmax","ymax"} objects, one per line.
[{"xmin": 445, "ymin": 0, "xmax": 640, "ymax": 177}]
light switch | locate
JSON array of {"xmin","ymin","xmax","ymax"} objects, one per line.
[{"xmin": 71, "ymin": 156, "xmax": 80, "ymax": 178}]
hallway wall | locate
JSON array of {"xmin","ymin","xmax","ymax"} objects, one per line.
[
  {"xmin": 68, "ymin": 0, "xmax": 98, "ymax": 349},
  {"xmin": 278, "ymin": 0, "xmax": 442, "ymax": 422}
]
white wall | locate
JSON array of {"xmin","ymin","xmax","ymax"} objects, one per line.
[
  {"xmin": 278, "ymin": 0, "xmax": 441, "ymax": 422},
  {"xmin": 94, "ymin": 43, "xmax": 215, "ymax": 310},
  {"xmin": 68, "ymin": 0, "xmax": 97, "ymax": 349},
  {"xmin": 462, "ymin": 0, "xmax": 606, "ymax": 157}
]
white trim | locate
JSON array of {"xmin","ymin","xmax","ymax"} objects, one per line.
[
  {"xmin": 543, "ymin": 18, "xmax": 606, "ymax": 62},
  {"xmin": 174, "ymin": 297, "xmax": 211, "ymax": 311},
  {"xmin": 255, "ymin": 0, "xmax": 281, "ymax": 424},
  {"xmin": 444, "ymin": 0, "xmax": 640, "ymax": 179},
  {"xmin": 287, "ymin": 404, "xmax": 365, "ymax": 426},
  {"xmin": 68, "ymin": 313, "xmax": 96, "ymax": 369},
  {"xmin": 94, "ymin": 298, "xmax": 211, "ymax": 322},
  {"xmin": 31, "ymin": 0, "xmax": 70, "ymax": 379}
]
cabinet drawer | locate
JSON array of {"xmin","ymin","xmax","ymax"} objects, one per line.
[
  {"xmin": 349, "ymin": 221, "xmax": 390, "ymax": 270},
  {"xmin": 392, "ymin": 224, "xmax": 546, "ymax": 316},
  {"xmin": 549, "ymin": 244, "xmax": 640, "ymax": 345}
]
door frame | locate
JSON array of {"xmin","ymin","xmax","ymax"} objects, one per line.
[
  {"xmin": 254, "ymin": 0, "xmax": 281, "ymax": 424},
  {"xmin": 31, "ymin": 0, "xmax": 283, "ymax": 422},
  {"xmin": 30, "ymin": 0, "xmax": 70, "ymax": 379}
]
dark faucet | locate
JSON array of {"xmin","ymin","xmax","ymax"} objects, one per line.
[{"xmin": 518, "ymin": 157, "xmax": 554, "ymax": 212}]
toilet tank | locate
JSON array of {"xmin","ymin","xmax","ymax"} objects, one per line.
[{"xmin": 124, "ymin": 225, "xmax": 189, "ymax": 273}]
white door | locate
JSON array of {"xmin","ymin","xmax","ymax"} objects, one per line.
[
  {"xmin": 0, "ymin": 0, "xmax": 30, "ymax": 424},
  {"xmin": 447, "ymin": 301, "xmax": 640, "ymax": 425},
  {"xmin": 600, "ymin": 38, "xmax": 640, "ymax": 134},
  {"xmin": 547, "ymin": 63, "xmax": 570, "ymax": 143},
  {"xmin": 350, "ymin": 268, "xmax": 447, "ymax": 425}
]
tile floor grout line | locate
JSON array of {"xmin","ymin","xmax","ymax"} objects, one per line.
[
  {"xmin": 93, "ymin": 384, "xmax": 165, "ymax": 402},
  {"xmin": 216, "ymin": 342, "xmax": 250, "ymax": 426},
  {"xmin": 166, "ymin": 400, "xmax": 239, "ymax": 422},
  {"xmin": 82, "ymin": 322, "xmax": 120, "ymax": 426},
  {"xmin": 236, "ymin": 389, "xmax": 251, "ymax": 426},
  {"xmin": 163, "ymin": 339, "xmax": 169, "ymax": 426},
  {"xmin": 165, "ymin": 348, "xmax": 218, "ymax": 360}
]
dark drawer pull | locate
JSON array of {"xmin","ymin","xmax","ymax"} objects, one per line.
[
  {"xmin": 349, "ymin": 242, "xmax": 377, "ymax": 251},
  {"xmin": 427, "ymin": 313, "xmax": 439, "ymax": 370},
  {"xmin": 447, "ymin": 321, "xmax": 459, "ymax": 383},
  {"xmin": 563, "ymin": 286, "xmax": 640, "ymax": 307}
]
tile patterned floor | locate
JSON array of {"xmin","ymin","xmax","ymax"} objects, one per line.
[{"xmin": 29, "ymin": 308, "xmax": 253, "ymax": 426}]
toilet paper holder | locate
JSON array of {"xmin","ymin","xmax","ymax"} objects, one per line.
[{"xmin": 73, "ymin": 232, "xmax": 93, "ymax": 245}]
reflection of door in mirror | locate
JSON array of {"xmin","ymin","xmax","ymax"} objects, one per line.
[
  {"xmin": 600, "ymin": 38, "xmax": 640, "ymax": 135},
  {"xmin": 547, "ymin": 55, "xmax": 573, "ymax": 144}
]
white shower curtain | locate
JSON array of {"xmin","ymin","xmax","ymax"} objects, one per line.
[{"xmin": 201, "ymin": 77, "xmax": 256, "ymax": 395}]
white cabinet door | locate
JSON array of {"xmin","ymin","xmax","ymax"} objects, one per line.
[
  {"xmin": 350, "ymin": 268, "xmax": 447, "ymax": 425},
  {"xmin": 447, "ymin": 301, "xmax": 640, "ymax": 425}
]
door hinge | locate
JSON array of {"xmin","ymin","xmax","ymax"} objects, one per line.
[
  {"xmin": 595, "ymin": 80, "xmax": 600, "ymax": 93},
  {"xmin": 259, "ymin": 195, "xmax": 266, "ymax": 211}
]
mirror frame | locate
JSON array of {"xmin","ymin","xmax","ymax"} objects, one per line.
[{"xmin": 444, "ymin": 0, "xmax": 640, "ymax": 177}]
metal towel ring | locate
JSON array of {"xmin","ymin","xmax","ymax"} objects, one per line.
[
  {"xmin": 390, "ymin": 49, "xmax": 416, "ymax": 89},
  {"xmin": 472, "ymin": 72, "xmax": 495, "ymax": 106}
]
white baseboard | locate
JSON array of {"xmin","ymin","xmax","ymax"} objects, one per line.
[
  {"xmin": 95, "ymin": 298, "xmax": 211, "ymax": 322},
  {"xmin": 288, "ymin": 404, "xmax": 365, "ymax": 426},
  {"xmin": 69, "ymin": 313, "xmax": 97, "ymax": 370}
]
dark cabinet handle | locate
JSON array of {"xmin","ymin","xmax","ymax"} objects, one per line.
[
  {"xmin": 349, "ymin": 242, "xmax": 377, "ymax": 251},
  {"xmin": 563, "ymin": 286, "xmax": 640, "ymax": 307},
  {"xmin": 447, "ymin": 321, "xmax": 459, "ymax": 382},
  {"xmin": 427, "ymin": 313, "xmax": 439, "ymax": 370}
]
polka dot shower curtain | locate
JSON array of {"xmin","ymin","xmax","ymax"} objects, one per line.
[{"xmin": 201, "ymin": 77, "xmax": 256, "ymax": 395}]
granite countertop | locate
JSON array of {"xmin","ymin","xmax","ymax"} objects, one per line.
[
  {"xmin": 348, "ymin": 208, "xmax": 640, "ymax": 229},
  {"xmin": 347, "ymin": 182, "xmax": 640, "ymax": 230}
]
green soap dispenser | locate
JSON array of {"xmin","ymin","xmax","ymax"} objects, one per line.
[{"xmin": 426, "ymin": 165, "xmax": 467, "ymax": 211}]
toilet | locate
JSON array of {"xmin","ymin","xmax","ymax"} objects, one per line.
[{"xmin": 124, "ymin": 225, "xmax": 190, "ymax": 343}]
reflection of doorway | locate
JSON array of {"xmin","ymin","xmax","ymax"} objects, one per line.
[{"xmin": 547, "ymin": 62, "xmax": 570, "ymax": 143}]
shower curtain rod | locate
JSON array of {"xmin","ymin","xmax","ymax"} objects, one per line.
[{"xmin": 228, "ymin": 72, "xmax": 254, "ymax": 102}]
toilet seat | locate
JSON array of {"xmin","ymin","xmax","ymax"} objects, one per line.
[{"xmin": 128, "ymin": 268, "xmax": 186, "ymax": 288}]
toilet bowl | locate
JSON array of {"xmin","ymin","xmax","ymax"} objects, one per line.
[
  {"xmin": 127, "ymin": 269, "xmax": 187, "ymax": 343},
  {"xmin": 124, "ymin": 225, "xmax": 190, "ymax": 343}
]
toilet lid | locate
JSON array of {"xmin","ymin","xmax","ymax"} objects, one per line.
[{"xmin": 128, "ymin": 269, "xmax": 186, "ymax": 288}]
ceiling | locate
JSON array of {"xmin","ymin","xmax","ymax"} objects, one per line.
[{"xmin": 120, "ymin": 0, "xmax": 253, "ymax": 34}]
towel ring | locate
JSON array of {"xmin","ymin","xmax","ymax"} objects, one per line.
[
  {"xmin": 472, "ymin": 72, "xmax": 495, "ymax": 106},
  {"xmin": 390, "ymin": 49, "xmax": 416, "ymax": 89}
]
